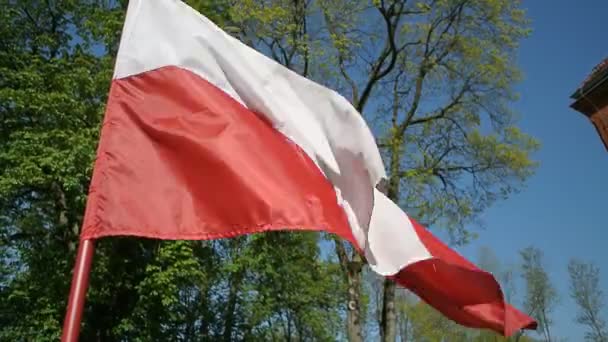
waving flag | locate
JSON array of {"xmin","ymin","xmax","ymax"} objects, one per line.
[{"xmin": 80, "ymin": 0, "xmax": 536, "ymax": 336}]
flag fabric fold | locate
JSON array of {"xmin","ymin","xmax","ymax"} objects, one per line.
[{"xmin": 82, "ymin": 0, "xmax": 536, "ymax": 336}]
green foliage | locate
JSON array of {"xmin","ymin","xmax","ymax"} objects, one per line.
[
  {"xmin": 281, "ymin": 0, "xmax": 537, "ymax": 338},
  {"xmin": 0, "ymin": 1, "xmax": 343, "ymax": 340},
  {"xmin": 238, "ymin": 232, "xmax": 345, "ymax": 341},
  {"xmin": 0, "ymin": 0, "xmax": 546, "ymax": 341}
]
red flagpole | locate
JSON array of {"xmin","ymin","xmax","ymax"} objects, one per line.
[{"xmin": 61, "ymin": 239, "xmax": 95, "ymax": 342}]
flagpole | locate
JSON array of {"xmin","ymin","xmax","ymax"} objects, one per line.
[{"xmin": 61, "ymin": 239, "xmax": 95, "ymax": 342}]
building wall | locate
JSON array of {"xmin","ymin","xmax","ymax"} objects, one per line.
[{"xmin": 590, "ymin": 106, "xmax": 608, "ymax": 150}]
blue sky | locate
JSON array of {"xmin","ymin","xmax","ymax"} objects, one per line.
[{"xmin": 457, "ymin": 1, "xmax": 608, "ymax": 340}]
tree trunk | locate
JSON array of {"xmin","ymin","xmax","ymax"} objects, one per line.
[
  {"xmin": 541, "ymin": 310, "xmax": 552, "ymax": 342},
  {"xmin": 53, "ymin": 182, "xmax": 78, "ymax": 251},
  {"xmin": 346, "ymin": 253, "xmax": 364, "ymax": 342},
  {"xmin": 223, "ymin": 269, "xmax": 244, "ymax": 342},
  {"xmin": 380, "ymin": 279, "xmax": 397, "ymax": 342},
  {"xmin": 333, "ymin": 235, "xmax": 364, "ymax": 342},
  {"xmin": 199, "ymin": 289, "xmax": 212, "ymax": 339},
  {"xmin": 379, "ymin": 140, "xmax": 401, "ymax": 342}
]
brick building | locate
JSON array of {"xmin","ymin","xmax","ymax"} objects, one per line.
[{"xmin": 570, "ymin": 58, "xmax": 608, "ymax": 151}]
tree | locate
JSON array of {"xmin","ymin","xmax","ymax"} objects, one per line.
[
  {"xmin": 228, "ymin": 0, "xmax": 537, "ymax": 341},
  {"xmin": 229, "ymin": 1, "xmax": 537, "ymax": 340},
  {"xmin": 1, "ymin": 0, "xmax": 538, "ymax": 340},
  {"xmin": 0, "ymin": 1, "xmax": 345, "ymax": 340},
  {"xmin": 520, "ymin": 246, "xmax": 557, "ymax": 342},
  {"xmin": 0, "ymin": 1, "xmax": 124, "ymax": 339},
  {"xmin": 568, "ymin": 259, "xmax": 607, "ymax": 342}
]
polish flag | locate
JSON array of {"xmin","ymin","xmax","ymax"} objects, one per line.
[{"xmin": 82, "ymin": 0, "xmax": 536, "ymax": 336}]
